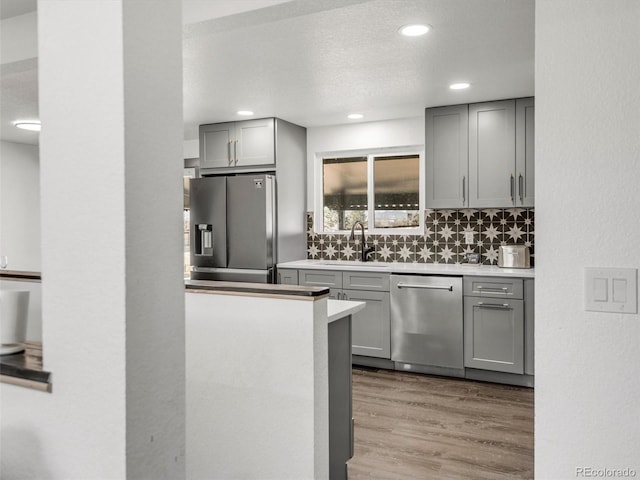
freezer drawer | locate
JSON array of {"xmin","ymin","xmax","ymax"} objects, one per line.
[{"xmin": 390, "ymin": 275, "xmax": 463, "ymax": 370}]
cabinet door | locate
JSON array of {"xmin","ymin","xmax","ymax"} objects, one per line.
[
  {"xmin": 235, "ymin": 118, "xmax": 275, "ymax": 167},
  {"xmin": 199, "ymin": 122, "xmax": 235, "ymax": 169},
  {"xmin": 277, "ymin": 268, "xmax": 298, "ymax": 285},
  {"xmin": 464, "ymin": 297, "xmax": 524, "ymax": 374},
  {"xmin": 516, "ymin": 97, "xmax": 535, "ymax": 207},
  {"xmin": 425, "ymin": 104, "xmax": 469, "ymax": 208},
  {"xmin": 469, "ymin": 100, "xmax": 516, "ymax": 208},
  {"xmin": 343, "ymin": 289, "xmax": 390, "ymax": 359}
]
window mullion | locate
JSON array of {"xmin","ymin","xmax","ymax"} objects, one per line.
[{"xmin": 367, "ymin": 154, "xmax": 375, "ymax": 232}]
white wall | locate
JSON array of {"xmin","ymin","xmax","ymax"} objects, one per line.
[
  {"xmin": 1, "ymin": 1, "xmax": 185, "ymax": 478},
  {"xmin": 0, "ymin": 141, "xmax": 40, "ymax": 272},
  {"xmin": 535, "ymin": 1, "xmax": 640, "ymax": 477},
  {"xmin": 0, "ymin": 12, "xmax": 37, "ymax": 65},
  {"xmin": 306, "ymin": 116, "xmax": 424, "ymax": 209}
]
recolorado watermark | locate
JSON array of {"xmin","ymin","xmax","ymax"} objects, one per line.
[{"xmin": 576, "ymin": 467, "xmax": 637, "ymax": 478}]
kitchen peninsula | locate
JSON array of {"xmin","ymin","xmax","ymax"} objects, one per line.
[{"xmin": 185, "ymin": 280, "xmax": 364, "ymax": 479}]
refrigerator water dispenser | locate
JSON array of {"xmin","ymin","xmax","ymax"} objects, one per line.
[{"xmin": 195, "ymin": 224, "xmax": 214, "ymax": 256}]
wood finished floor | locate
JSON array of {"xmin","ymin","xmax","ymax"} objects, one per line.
[{"xmin": 347, "ymin": 368, "xmax": 534, "ymax": 480}]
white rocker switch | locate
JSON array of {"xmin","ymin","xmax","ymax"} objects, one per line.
[{"xmin": 593, "ymin": 277, "xmax": 608, "ymax": 302}]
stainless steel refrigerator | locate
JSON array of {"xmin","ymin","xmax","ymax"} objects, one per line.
[{"xmin": 190, "ymin": 174, "xmax": 276, "ymax": 283}]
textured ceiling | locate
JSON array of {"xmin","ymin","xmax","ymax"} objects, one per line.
[{"xmin": 0, "ymin": 0, "xmax": 535, "ymax": 146}]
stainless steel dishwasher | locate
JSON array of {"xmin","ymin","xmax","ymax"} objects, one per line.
[{"xmin": 390, "ymin": 275, "xmax": 464, "ymax": 377}]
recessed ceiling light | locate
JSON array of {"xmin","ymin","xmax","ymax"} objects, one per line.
[
  {"xmin": 449, "ymin": 83, "xmax": 470, "ymax": 90},
  {"xmin": 237, "ymin": 110, "xmax": 254, "ymax": 116},
  {"xmin": 347, "ymin": 113, "xmax": 363, "ymax": 120},
  {"xmin": 14, "ymin": 121, "xmax": 41, "ymax": 132},
  {"xmin": 399, "ymin": 24, "xmax": 431, "ymax": 37}
]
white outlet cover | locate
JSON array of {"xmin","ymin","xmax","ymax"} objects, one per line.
[
  {"xmin": 464, "ymin": 232, "xmax": 474, "ymax": 244},
  {"xmin": 585, "ymin": 267, "xmax": 637, "ymax": 314}
]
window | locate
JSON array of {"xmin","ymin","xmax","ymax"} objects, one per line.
[{"xmin": 319, "ymin": 149, "xmax": 423, "ymax": 233}]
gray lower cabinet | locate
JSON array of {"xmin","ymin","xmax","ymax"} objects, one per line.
[
  {"xmin": 463, "ymin": 276, "xmax": 527, "ymax": 375},
  {"xmin": 328, "ymin": 314, "xmax": 352, "ymax": 480},
  {"xmin": 277, "ymin": 267, "xmax": 298, "ymax": 285},
  {"xmin": 296, "ymin": 269, "xmax": 391, "ymax": 360},
  {"xmin": 464, "ymin": 297, "xmax": 524, "ymax": 374},
  {"xmin": 524, "ymin": 278, "xmax": 535, "ymax": 375}
]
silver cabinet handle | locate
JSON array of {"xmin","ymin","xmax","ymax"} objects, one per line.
[
  {"xmin": 477, "ymin": 286, "xmax": 509, "ymax": 292},
  {"xmin": 519, "ymin": 173, "xmax": 524, "ymax": 203},
  {"xmin": 397, "ymin": 283, "xmax": 453, "ymax": 291},
  {"xmin": 234, "ymin": 140, "xmax": 238, "ymax": 164},
  {"xmin": 477, "ymin": 302, "xmax": 511, "ymax": 309},
  {"xmin": 227, "ymin": 141, "xmax": 232, "ymax": 165},
  {"xmin": 462, "ymin": 176, "xmax": 466, "ymax": 206},
  {"xmin": 510, "ymin": 174, "xmax": 515, "ymax": 205}
]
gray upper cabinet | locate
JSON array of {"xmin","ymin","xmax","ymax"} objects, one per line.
[
  {"xmin": 200, "ymin": 118, "xmax": 275, "ymax": 171},
  {"xmin": 425, "ymin": 104, "xmax": 469, "ymax": 208},
  {"xmin": 516, "ymin": 97, "xmax": 535, "ymax": 207},
  {"xmin": 426, "ymin": 97, "xmax": 534, "ymax": 209},
  {"xmin": 469, "ymin": 100, "xmax": 516, "ymax": 208}
]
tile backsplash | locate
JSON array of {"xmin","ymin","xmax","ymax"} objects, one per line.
[{"xmin": 306, "ymin": 208, "xmax": 534, "ymax": 265}]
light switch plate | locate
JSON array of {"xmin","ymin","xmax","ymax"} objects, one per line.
[{"xmin": 585, "ymin": 267, "xmax": 637, "ymax": 314}]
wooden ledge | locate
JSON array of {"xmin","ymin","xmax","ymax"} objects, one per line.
[
  {"xmin": 0, "ymin": 270, "xmax": 42, "ymax": 282},
  {"xmin": 185, "ymin": 280, "xmax": 330, "ymax": 300},
  {"xmin": 0, "ymin": 353, "xmax": 51, "ymax": 393}
]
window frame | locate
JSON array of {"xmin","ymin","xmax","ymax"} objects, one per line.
[{"xmin": 314, "ymin": 145, "xmax": 425, "ymax": 234}]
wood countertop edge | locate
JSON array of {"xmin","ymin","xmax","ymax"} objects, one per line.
[
  {"xmin": 186, "ymin": 287, "xmax": 330, "ymax": 301},
  {"xmin": 185, "ymin": 280, "xmax": 330, "ymax": 299},
  {"xmin": 0, "ymin": 270, "xmax": 42, "ymax": 282},
  {"xmin": 1, "ymin": 374, "xmax": 51, "ymax": 392}
]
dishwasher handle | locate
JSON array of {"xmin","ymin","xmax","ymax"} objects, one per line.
[{"xmin": 396, "ymin": 282, "xmax": 454, "ymax": 292}]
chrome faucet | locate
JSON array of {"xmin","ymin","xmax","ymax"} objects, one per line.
[{"xmin": 350, "ymin": 221, "xmax": 375, "ymax": 262}]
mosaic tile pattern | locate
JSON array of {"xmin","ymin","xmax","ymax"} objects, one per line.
[{"xmin": 306, "ymin": 208, "xmax": 534, "ymax": 265}]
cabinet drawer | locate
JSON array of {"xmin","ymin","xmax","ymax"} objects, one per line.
[
  {"xmin": 342, "ymin": 271, "xmax": 390, "ymax": 292},
  {"xmin": 299, "ymin": 270, "xmax": 342, "ymax": 288},
  {"xmin": 464, "ymin": 276, "xmax": 523, "ymax": 299}
]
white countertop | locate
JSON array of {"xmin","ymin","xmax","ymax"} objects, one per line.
[
  {"xmin": 278, "ymin": 259, "xmax": 535, "ymax": 278},
  {"xmin": 327, "ymin": 299, "xmax": 366, "ymax": 323}
]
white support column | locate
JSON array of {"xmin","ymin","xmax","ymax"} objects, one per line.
[{"xmin": 0, "ymin": 1, "xmax": 183, "ymax": 478}]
